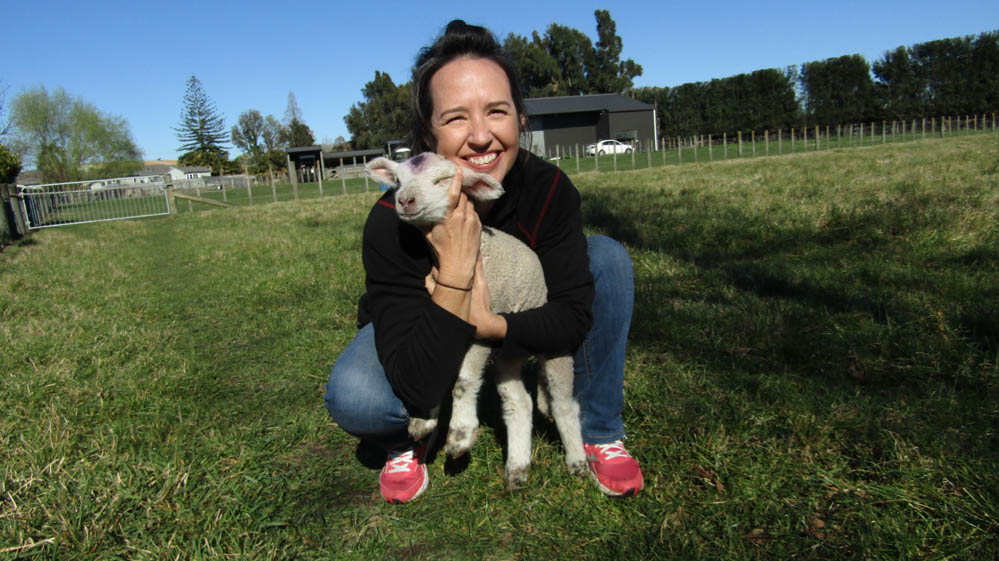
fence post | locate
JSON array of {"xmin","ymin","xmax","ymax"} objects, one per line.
[
  {"xmin": 708, "ymin": 134, "xmax": 713, "ymax": 161},
  {"xmin": 318, "ymin": 157, "xmax": 325, "ymax": 197},
  {"xmin": 723, "ymin": 133, "xmax": 727, "ymax": 159},
  {"xmin": 693, "ymin": 137, "xmax": 698, "ymax": 162},
  {"xmin": 778, "ymin": 129, "xmax": 782, "ymax": 154},
  {"xmin": 677, "ymin": 137, "xmax": 682, "ymax": 163},
  {"xmin": 576, "ymin": 144, "xmax": 580, "ymax": 173},
  {"xmin": 738, "ymin": 131, "xmax": 743, "ymax": 158},
  {"xmin": 765, "ymin": 129, "xmax": 769, "ymax": 156},
  {"xmin": 340, "ymin": 158, "xmax": 347, "ymax": 194},
  {"xmin": 791, "ymin": 128, "xmax": 795, "ymax": 153},
  {"xmin": 246, "ymin": 175, "xmax": 253, "ymax": 206}
]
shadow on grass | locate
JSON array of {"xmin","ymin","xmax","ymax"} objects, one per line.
[{"xmin": 581, "ymin": 181, "xmax": 999, "ymax": 459}]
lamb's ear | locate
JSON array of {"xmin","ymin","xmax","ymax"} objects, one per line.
[
  {"xmin": 366, "ymin": 157, "xmax": 399, "ymax": 187},
  {"xmin": 461, "ymin": 169, "xmax": 505, "ymax": 201}
]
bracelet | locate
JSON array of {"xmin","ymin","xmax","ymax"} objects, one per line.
[{"xmin": 434, "ymin": 278, "xmax": 472, "ymax": 292}]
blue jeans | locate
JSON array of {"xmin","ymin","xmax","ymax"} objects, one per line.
[{"xmin": 324, "ymin": 235, "xmax": 634, "ymax": 452}]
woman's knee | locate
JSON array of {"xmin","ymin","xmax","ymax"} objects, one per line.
[{"xmin": 587, "ymin": 235, "xmax": 634, "ymax": 286}]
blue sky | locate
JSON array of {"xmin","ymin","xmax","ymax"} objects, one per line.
[{"xmin": 5, "ymin": 0, "xmax": 997, "ymax": 162}]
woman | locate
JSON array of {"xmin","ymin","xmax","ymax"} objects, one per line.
[{"xmin": 325, "ymin": 20, "xmax": 643, "ymax": 504}]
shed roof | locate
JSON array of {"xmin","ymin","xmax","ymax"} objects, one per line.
[{"xmin": 524, "ymin": 93, "xmax": 653, "ymax": 116}]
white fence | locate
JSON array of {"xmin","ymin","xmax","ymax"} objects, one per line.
[{"xmin": 19, "ymin": 177, "xmax": 172, "ymax": 230}]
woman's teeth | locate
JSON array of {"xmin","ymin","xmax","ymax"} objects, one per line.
[{"xmin": 468, "ymin": 153, "xmax": 497, "ymax": 165}]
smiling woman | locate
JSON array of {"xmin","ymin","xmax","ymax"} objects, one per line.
[{"xmin": 323, "ymin": 19, "xmax": 644, "ymax": 504}]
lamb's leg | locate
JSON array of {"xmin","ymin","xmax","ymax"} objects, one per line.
[
  {"xmin": 539, "ymin": 355, "xmax": 587, "ymax": 476},
  {"xmin": 408, "ymin": 408, "xmax": 439, "ymax": 441},
  {"xmin": 493, "ymin": 357, "xmax": 533, "ymax": 490},
  {"xmin": 444, "ymin": 344, "xmax": 490, "ymax": 458}
]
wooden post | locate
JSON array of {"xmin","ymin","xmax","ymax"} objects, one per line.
[
  {"xmin": 803, "ymin": 125, "xmax": 808, "ymax": 151},
  {"xmin": 778, "ymin": 129, "xmax": 782, "ymax": 154},
  {"xmin": 612, "ymin": 145, "xmax": 617, "ymax": 172},
  {"xmin": 576, "ymin": 144, "xmax": 580, "ymax": 173},
  {"xmin": 318, "ymin": 154, "xmax": 325, "ymax": 197},
  {"xmin": 816, "ymin": 126, "xmax": 820, "ymax": 150},
  {"xmin": 677, "ymin": 137, "xmax": 682, "ymax": 163},
  {"xmin": 791, "ymin": 128, "xmax": 795, "ymax": 153},
  {"xmin": 693, "ymin": 137, "xmax": 698, "ymax": 162},
  {"xmin": 631, "ymin": 143, "xmax": 636, "ymax": 168},
  {"xmin": 340, "ymin": 158, "xmax": 346, "ymax": 194},
  {"xmin": 708, "ymin": 134, "xmax": 713, "ymax": 161},
  {"xmin": 246, "ymin": 175, "xmax": 253, "ymax": 206},
  {"xmin": 286, "ymin": 153, "xmax": 298, "ymax": 200},
  {"xmin": 765, "ymin": 129, "xmax": 769, "ymax": 156},
  {"xmin": 647, "ymin": 143, "xmax": 651, "ymax": 168},
  {"xmin": 723, "ymin": 133, "xmax": 727, "ymax": 159}
]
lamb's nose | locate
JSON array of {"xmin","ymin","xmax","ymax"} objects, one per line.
[{"xmin": 398, "ymin": 196, "xmax": 416, "ymax": 213}]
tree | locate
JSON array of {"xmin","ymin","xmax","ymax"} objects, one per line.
[
  {"xmin": 504, "ymin": 32, "xmax": 561, "ymax": 98},
  {"xmin": 283, "ymin": 118, "xmax": 315, "ymax": 148},
  {"xmin": 0, "ymin": 143, "xmax": 21, "ymax": 183},
  {"xmin": 0, "ymin": 81, "xmax": 12, "ymax": 139},
  {"xmin": 800, "ymin": 54, "xmax": 877, "ymax": 125},
  {"xmin": 284, "ymin": 91, "xmax": 304, "ymax": 126},
  {"xmin": 542, "ymin": 23, "xmax": 595, "ymax": 96},
  {"xmin": 175, "ymin": 76, "xmax": 228, "ymax": 174},
  {"xmin": 344, "ymin": 71, "xmax": 410, "ymax": 150},
  {"xmin": 10, "ymin": 86, "xmax": 142, "ymax": 183},
  {"xmin": 591, "ymin": 10, "xmax": 643, "ymax": 93},
  {"xmin": 873, "ymin": 46, "xmax": 926, "ymax": 119}
]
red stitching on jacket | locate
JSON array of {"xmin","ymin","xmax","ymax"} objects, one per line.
[
  {"xmin": 530, "ymin": 169, "xmax": 562, "ymax": 248},
  {"xmin": 377, "ymin": 200, "xmax": 395, "ymax": 210}
]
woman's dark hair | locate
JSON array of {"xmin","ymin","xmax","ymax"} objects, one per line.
[{"xmin": 409, "ymin": 20, "xmax": 526, "ymax": 153}]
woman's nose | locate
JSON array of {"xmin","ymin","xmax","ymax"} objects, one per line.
[{"xmin": 467, "ymin": 115, "xmax": 492, "ymax": 148}]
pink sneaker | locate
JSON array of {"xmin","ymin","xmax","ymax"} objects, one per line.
[
  {"xmin": 379, "ymin": 444, "xmax": 428, "ymax": 504},
  {"xmin": 584, "ymin": 440, "xmax": 644, "ymax": 497}
]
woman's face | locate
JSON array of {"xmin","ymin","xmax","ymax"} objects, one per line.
[{"xmin": 429, "ymin": 56, "xmax": 521, "ymax": 185}]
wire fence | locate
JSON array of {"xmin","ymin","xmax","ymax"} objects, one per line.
[{"xmin": 541, "ymin": 113, "xmax": 998, "ymax": 173}]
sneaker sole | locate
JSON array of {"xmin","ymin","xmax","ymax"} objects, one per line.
[{"xmin": 588, "ymin": 469, "xmax": 642, "ymax": 497}]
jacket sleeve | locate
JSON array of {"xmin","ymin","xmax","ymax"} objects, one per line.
[
  {"xmin": 499, "ymin": 173, "xmax": 594, "ymax": 358},
  {"xmin": 361, "ymin": 199, "xmax": 477, "ymax": 415}
]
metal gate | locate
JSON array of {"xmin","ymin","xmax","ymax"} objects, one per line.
[{"xmin": 19, "ymin": 177, "xmax": 172, "ymax": 230}]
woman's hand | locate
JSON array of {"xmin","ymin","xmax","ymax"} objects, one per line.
[
  {"xmin": 468, "ymin": 254, "xmax": 507, "ymax": 340},
  {"xmin": 424, "ymin": 168, "xmax": 480, "ymax": 289},
  {"xmin": 426, "ymin": 255, "xmax": 507, "ymax": 341}
]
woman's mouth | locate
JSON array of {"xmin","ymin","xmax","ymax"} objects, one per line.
[{"xmin": 465, "ymin": 152, "xmax": 499, "ymax": 168}]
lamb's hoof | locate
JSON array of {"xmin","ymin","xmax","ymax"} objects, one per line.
[
  {"xmin": 444, "ymin": 427, "xmax": 475, "ymax": 458},
  {"xmin": 505, "ymin": 465, "xmax": 529, "ymax": 491},
  {"xmin": 567, "ymin": 459, "xmax": 588, "ymax": 477},
  {"xmin": 408, "ymin": 418, "xmax": 436, "ymax": 440}
]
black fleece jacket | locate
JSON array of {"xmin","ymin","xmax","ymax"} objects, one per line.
[{"xmin": 355, "ymin": 151, "xmax": 594, "ymax": 415}]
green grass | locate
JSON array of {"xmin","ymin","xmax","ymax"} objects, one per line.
[{"xmin": 2, "ymin": 134, "xmax": 998, "ymax": 559}]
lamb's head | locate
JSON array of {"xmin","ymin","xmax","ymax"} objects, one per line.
[{"xmin": 366, "ymin": 153, "xmax": 504, "ymax": 228}]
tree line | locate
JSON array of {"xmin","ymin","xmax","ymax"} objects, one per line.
[
  {"xmin": 349, "ymin": 25, "xmax": 999, "ymax": 147},
  {"xmin": 635, "ymin": 30, "xmax": 999, "ymax": 138}
]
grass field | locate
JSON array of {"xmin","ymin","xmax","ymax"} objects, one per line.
[{"xmin": 2, "ymin": 134, "xmax": 998, "ymax": 559}]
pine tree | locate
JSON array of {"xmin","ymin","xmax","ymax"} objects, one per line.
[{"xmin": 175, "ymin": 76, "xmax": 228, "ymax": 174}]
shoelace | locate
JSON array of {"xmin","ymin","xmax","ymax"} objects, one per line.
[
  {"xmin": 386, "ymin": 451, "xmax": 417, "ymax": 473},
  {"xmin": 594, "ymin": 441, "xmax": 630, "ymax": 461}
]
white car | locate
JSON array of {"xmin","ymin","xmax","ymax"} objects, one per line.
[{"xmin": 585, "ymin": 140, "xmax": 633, "ymax": 156}]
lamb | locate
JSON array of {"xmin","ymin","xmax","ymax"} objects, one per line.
[{"xmin": 366, "ymin": 152, "xmax": 587, "ymax": 490}]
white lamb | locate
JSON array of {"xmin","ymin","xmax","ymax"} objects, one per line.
[{"xmin": 367, "ymin": 152, "xmax": 587, "ymax": 490}]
